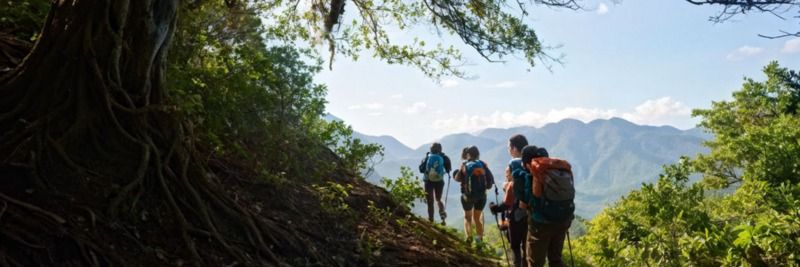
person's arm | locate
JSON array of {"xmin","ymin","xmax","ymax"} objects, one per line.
[
  {"xmin": 482, "ymin": 161, "xmax": 495, "ymax": 191},
  {"xmin": 489, "ymin": 202, "xmax": 509, "ymax": 214},
  {"xmin": 443, "ymin": 154, "xmax": 452, "ymax": 173},
  {"xmin": 453, "ymin": 164, "xmax": 465, "ymax": 182},
  {"xmin": 503, "ymin": 183, "xmax": 515, "ymax": 206}
]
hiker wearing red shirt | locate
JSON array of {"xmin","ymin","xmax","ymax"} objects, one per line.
[{"xmin": 489, "ymin": 134, "xmax": 529, "ymax": 267}]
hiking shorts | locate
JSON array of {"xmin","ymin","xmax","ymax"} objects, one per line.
[
  {"xmin": 460, "ymin": 194, "xmax": 487, "ymax": 211},
  {"xmin": 424, "ymin": 180, "xmax": 445, "ymax": 201}
]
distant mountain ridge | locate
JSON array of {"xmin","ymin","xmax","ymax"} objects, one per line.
[{"xmin": 331, "ymin": 114, "xmax": 709, "ymax": 222}]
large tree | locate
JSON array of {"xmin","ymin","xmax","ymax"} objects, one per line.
[{"xmin": 0, "ymin": 0, "xmax": 579, "ymax": 265}]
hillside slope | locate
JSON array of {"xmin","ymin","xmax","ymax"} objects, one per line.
[{"xmin": 0, "ymin": 148, "xmax": 493, "ymax": 266}]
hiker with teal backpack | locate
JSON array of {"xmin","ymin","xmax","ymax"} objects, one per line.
[
  {"xmin": 453, "ymin": 146, "xmax": 494, "ymax": 246},
  {"xmin": 513, "ymin": 145, "xmax": 575, "ymax": 267},
  {"xmin": 489, "ymin": 134, "xmax": 530, "ymax": 267},
  {"xmin": 418, "ymin": 142, "xmax": 452, "ymax": 224}
]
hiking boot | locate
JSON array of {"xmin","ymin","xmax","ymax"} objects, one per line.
[{"xmin": 439, "ymin": 210, "xmax": 447, "ymax": 221}]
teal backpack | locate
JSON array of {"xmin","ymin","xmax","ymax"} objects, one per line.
[
  {"xmin": 425, "ymin": 153, "xmax": 445, "ymax": 182},
  {"xmin": 463, "ymin": 160, "xmax": 489, "ymax": 198}
]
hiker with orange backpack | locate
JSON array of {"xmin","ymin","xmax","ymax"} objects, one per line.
[
  {"xmin": 489, "ymin": 134, "xmax": 530, "ymax": 267},
  {"xmin": 513, "ymin": 145, "xmax": 575, "ymax": 267},
  {"xmin": 418, "ymin": 142, "xmax": 452, "ymax": 224},
  {"xmin": 453, "ymin": 145, "xmax": 494, "ymax": 245}
]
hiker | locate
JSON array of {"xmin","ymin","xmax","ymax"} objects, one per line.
[
  {"xmin": 489, "ymin": 134, "xmax": 529, "ymax": 267},
  {"xmin": 453, "ymin": 145, "xmax": 494, "ymax": 245},
  {"xmin": 418, "ymin": 142, "xmax": 452, "ymax": 224},
  {"xmin": 514, "ymin": 145, "xmax": 575, "ymax": 267}
]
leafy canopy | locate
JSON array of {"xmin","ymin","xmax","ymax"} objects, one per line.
[
  {"xmin": 261, "ymin": 0, "xmax": 580, "ymax": 78},
  {"xmin": 573, "ymin": 62, "xmax": 800, "ymax": 266}
]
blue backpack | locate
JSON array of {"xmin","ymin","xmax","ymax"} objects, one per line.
[
  {"xmin": 425, "ymin": 153, "xmax": 445, "ymax": 182},
  {"xmin": 463, "ymin": 160, "xmax": 489, "ymax": 198}
]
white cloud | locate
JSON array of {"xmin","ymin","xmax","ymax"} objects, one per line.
[
  {"xmin": 597, "ymin": 3, "xmax": 609, "ymax": 15},
  {"xmin": 726, "ymin": 45, "xmax": 764, "ymax": 61},
  {"xmin": 432, "ymin": 97, "xmax": 693, "ymax": 133},
  {"xmin": 492, "ymin": 81, "xmax": 518, "ymax": 88},
  {"xmin": 347, "ymin": 102, "xmax": 384, "ymax": 110},
  {"xmin": 621, "ymin": 97, "xmax": 691, "ymax": 125},
  {"xmin": 432, "ymin": 108, "xmax": 618, "ymax": 133},
  {"xmin": 405, "ymin": 102, "xmax": 428, "ymax": 114},
  {"xmin": 368, "ymin": 112, "xmax": 384, "ymax": 116},
  {"xmin": 781, "ymin": 38, "xmax": 800, "ymax": 54},
  {"xmin": 391, "ymin": 94, "xmax": 404, "ymax": 99},
  {"xmin": 365, "ymin": 103, "xmax": 384, "ymax": 110},
  {"xmin": 441, "ymin": 79, "xmax": 460, "ymax": 88}
]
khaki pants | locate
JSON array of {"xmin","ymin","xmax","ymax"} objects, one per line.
[{"xmin": 525, "ymin": 219, "xmax": 571, "ymax": 267}]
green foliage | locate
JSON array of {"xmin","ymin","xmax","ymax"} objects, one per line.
[
  {"xmin": 313, "ymin": 181, "xmax": 354, "ymax": 215},
  {"xmin": 168, "ymin": 2, "xmax": 327, "ymax": 179},
  {"xmin": 482, "ymin": 225, "xmax": 510, "ymax": 265},
  {"xmin": 309, "ymin": 119, "xmax": 385, "ymax": 177},
  {"xmin": 166, "ymin": 2, "xmax": 383, "ymax": 183},
  {"xmin": 693, "ymin": 62, "xmax": 800, "ymax": 189},
  {"xmin": 574, "ymin": 62, "xmax": 800, "ymax": 267},
  {"xmin": 380, "ymin": 166, "xmax": 426, "ymax": 209},
  {"xmin": 0, "ymin": 0, "xmax": 50, "ymax": 41},
  {"xmin": 358, "ymin": 228, "xmax": 384, "ymax": 266},
  {"xmin": 574, "ymin": 158, "xmax": 718, "ymax": 266}
]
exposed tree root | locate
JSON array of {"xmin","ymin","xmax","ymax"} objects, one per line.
[{"xmin": 0, "ymin": 1, "xmax": 292, "ymax": 266}]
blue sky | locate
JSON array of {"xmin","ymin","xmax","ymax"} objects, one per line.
[{"xmin": 316, "ymin": 1, "xmax": 800, "ymax": 148}]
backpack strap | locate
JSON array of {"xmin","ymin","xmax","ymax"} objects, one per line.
[{"xmin": 418, "ymin": 152, "xmax": 430, "ymax": 174}]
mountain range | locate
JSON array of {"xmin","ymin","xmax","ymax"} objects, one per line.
[{"xmin": 329, "ymin": 114, "xmax": 710, "ymax": 224}]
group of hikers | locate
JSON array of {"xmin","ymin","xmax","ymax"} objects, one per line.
[{"xmin": 418, "ymin": 135, "xmax": 575, "ymax": 267}]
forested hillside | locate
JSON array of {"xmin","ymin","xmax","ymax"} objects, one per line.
[{"xmin": 572, "ymin": 63, "xmax": 800, "ymax": 266}]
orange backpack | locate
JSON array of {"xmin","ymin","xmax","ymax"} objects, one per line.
[{"xmin": 529, "ymin": 157, "xmax": 575, "ymax": 222}]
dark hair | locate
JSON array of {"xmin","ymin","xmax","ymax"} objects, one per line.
[
  {"xmin": 465, "ymin": 146, "xmax": 480, "ymax": 160},
  {"xmin": 430, "ymin": 142, "xmax": 442, "ymax": 154},
  {"xmin": 461, "ymin": 147, "xmax": 469, "ymax": 160},
  {"xmin": 509, "ymin": 134, "xmax": 528, "ymax": 152},
  {"xmin": 521, "ymin": 145, "xmax": 549, "ymax": 164}
]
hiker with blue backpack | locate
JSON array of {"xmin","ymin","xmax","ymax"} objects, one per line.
[
  {"xmin": 513, "ymin": 145, "xmax": 575, "ymax": 267},
  {"xmin": 418, "ymin": 142, "xmax": 452, "ymax": 224},
  {"xmin": 453, "ymin": 145, "xmax": 494, "ymax": 245}
]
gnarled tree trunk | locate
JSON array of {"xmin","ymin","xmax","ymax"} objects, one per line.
[{"xmin": 0, "ymin": 1, "xmax": 282, "ymax": 265}]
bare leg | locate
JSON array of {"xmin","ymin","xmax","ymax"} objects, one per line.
[
  {"xmin": 474, "ymin": 211, "xmax": 484, "ymax": 241},
  {"xmin": 464, "ymin": 210, "xmax": 474, "ymax": 240}
]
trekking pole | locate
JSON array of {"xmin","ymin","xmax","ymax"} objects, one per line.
[
  {"xmin": 441, "ymin": 173, "xmax": 451, "ymax": 225},
  {"xmin": 444, "ymin": 173, "xmax": 451, "ymax": 211},
  {"xmin": 567, "ymin": 231, "xmax": 575, "ymax": 267},
  {"xmin": 494, "ymin": 184, "xmax": 511, "ymax": 267}
]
